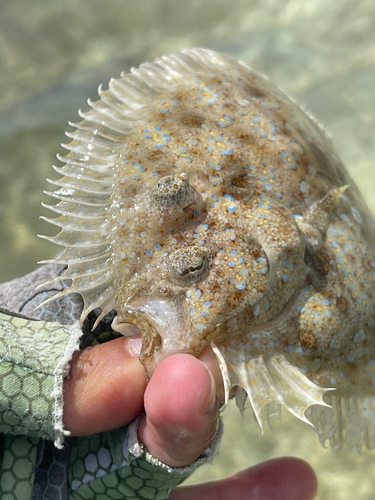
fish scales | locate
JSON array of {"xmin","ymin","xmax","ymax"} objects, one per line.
[{"xmin": 40, "ymin": 49, "xmax": 375, "ymax": 451}]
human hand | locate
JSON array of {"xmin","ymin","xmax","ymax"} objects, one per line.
[
  {"xmin": 63, "ymin": 336, "xmax": 317, "ymax": 500},
  {"xmin": 63, "ymin": 336, "xmax": 223, "ymax": 466}
]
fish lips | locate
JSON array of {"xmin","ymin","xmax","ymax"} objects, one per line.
[{"xmin": 111, "ymin": 298, "xmax": 189, "ymax": 379}]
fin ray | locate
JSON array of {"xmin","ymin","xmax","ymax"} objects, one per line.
[
  {"xmin": 39, "ymin": 49, "xmax": 257, "ymax": 324},
  {"xmin": 213, "ymin": 344, "xmax": 332, "ymax": 431},
  {"xmin": 307, "ymin": 393, "xmax": 375, "ymax": 451}
]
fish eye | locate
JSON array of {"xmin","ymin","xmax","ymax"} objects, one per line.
[
  {"xmin": 180, "ymin": 260, "xmax": 204, "ymax": 275},
  {"xmin": 168, "ymin": 246, "xmax": 211, "ymax": 284},
  {"xmin": 152, "ymin": 173, "xmax": 192, "ymax": 207}
]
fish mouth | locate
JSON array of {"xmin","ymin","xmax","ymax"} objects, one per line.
[
  {"xmin": 111, "ymin": 299, "xmax": 186, "ymax": 379},
  {"xmin": 112, "ymin": 310, "xmax": 162, "ymax": 377}
]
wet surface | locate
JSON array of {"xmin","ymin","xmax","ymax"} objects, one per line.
[{"xmin": 1, "ymin": 1, "xmax": 375, "ymax": 498}]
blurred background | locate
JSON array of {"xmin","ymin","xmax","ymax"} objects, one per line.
[{"xmin": 1, "ymin": 0, "xmax": 375, "ymax": 498}]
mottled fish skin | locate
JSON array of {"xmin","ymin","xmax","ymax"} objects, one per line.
[{"xmin": 40, "ymin": 49, "xmax": 375, "ymax": 450}]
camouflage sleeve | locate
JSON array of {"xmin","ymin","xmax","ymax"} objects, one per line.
[
  {"xmin": 0, "ymin": 308, "xmax": 81, "ymax": 446},
  {"xmin": 67, "ymin": 418, "xmax": 223, "ymax": 500},
  {"xmin": 0, "ymin": 265, "xmax": 222, "ymax": 500},
  {"xmin": 0, "ymin": 265, "xmax": 84, "ymax": 448}
]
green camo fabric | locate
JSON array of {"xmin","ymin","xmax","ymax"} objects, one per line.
[{"xmin": 0, "ymin": 307, "xmax": 203, "ymax": 499}]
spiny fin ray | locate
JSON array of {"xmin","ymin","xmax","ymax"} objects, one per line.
[
  {"xmin": 39, "ymin": 48, "xmax": 256, "ymax": 325},
  {"xmin": 213, "ymin": 344, "xmax": 332, "ymax": 432},
  {"xmin": 306, "ymin": 393, "xmax": 375, "ymax": 451}
]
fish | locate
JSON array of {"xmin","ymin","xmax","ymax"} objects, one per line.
[{"xmin": 38, "ymin": 48, "xmax": 375, "ymax": 451}]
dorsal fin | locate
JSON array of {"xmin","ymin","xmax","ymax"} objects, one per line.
[{"xmin": 37, "ymin": 49, "xmax": 251, "ymax": 325}]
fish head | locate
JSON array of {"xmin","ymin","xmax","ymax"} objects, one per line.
[{"xmin": 112, "ymin": 191, "xmax": 307, "ymax": 378}]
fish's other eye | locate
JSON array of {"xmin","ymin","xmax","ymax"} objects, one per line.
[
  {"xmin": 152, "ymin": 173, "xmax": 192, "ymax": 208},
  {"xmin": 168, "ymin": 246, "xmax": 211, "ymax": 285}
]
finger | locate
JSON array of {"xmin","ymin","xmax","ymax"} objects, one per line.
[
  {"xmin": 198, "ymin": 345, "xmax": 225, "ymax": 402},
  {"xmin": 63, "ymin": 336, "xmax": 146, "ymax": 435},
  {"xmin": 170, "ymin": 457, "xmax": 317, "ymax": 500},
  {"xmin": 138, "ymin": 353, "xmax": 222, "ymax": 468}
]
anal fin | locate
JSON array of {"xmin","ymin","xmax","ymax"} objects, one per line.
[
  {"xmin": 212, "ymin": 343, "xmax": 332, "ymax": 433},
  {"xmin": 306, "ymin": 393, "xmax": 375, "ymax": 451}
]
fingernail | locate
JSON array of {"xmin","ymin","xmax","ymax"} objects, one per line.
[
  {"xmin": 128, "ymin": 335, "xmax": 142, "ymax": 358},
  {"xmin": 203, "ymin": 364, "xmax": 217, "ymax": 414}
]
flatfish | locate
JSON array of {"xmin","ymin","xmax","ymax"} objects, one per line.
[{"xmin": 39, "ymin": 49, "xmax": 375, "ymax": 451}]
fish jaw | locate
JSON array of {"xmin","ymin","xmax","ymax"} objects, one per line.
[{"xmin": 112, "ymin": 293, "xmax": 194, "ymax": 379}]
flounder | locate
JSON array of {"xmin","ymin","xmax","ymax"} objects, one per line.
[{"xmin": 39, "ymin": 49, "xmax": 375, "ymax": 451}]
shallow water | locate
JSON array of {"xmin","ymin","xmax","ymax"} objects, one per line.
[{"xmin": 1, "ymin": 1, "xmax": 375, "ymax": 498}]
